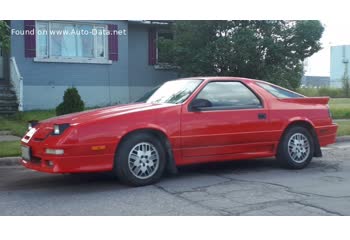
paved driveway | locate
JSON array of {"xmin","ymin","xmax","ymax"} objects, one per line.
[{"xmin": 1, "ymin": 141, "xmax": 350, "ymax": 215}]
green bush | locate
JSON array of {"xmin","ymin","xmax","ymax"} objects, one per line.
[
  {"xmin": 56, "ymin": 87, "xmax": 85, "ymax": 116},
  {"xmin": 297, "ymin": 87, "xmax": 345, "ymax": 98}
]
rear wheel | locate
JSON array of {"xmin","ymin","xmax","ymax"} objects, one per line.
[
  {"xmin": 277, "ymin": 126, "xmax": 314, "ymax": 169},
  {"xmin": 113, "ymin": 133, "xmax": 166, "ymax": 186}
]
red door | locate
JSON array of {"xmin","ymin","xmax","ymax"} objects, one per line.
[{"xmin": 180, "ymin": 81, "xmax": 275, "ymax": 165}]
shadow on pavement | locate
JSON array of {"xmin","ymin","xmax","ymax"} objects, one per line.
[{"xmin": 3, "ymin": 157, "xmax": 328, "ymax": 192}]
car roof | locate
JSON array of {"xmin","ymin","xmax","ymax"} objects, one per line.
[{"xmin": 177, "ymin": 76, "xmax": 260, "ymax": 83}]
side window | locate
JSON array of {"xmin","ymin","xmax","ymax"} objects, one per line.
[
  {"xmin": 196, "ymin": 81, "xmax": 262, "ymax": 109},
  {"xmin": 256, "ymin": 82, "xmax": 303, "ymax": 98}
]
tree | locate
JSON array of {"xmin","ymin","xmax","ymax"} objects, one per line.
[
  {"xmin": 159, "ymin": 21, "xmax": 324, "ymax": 90},
  {"xmin": 0, "ymin": 20, "xmax": 10, "ymax": 51}
]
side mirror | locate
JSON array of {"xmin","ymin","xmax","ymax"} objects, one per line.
[{"xmin": 189, "ymin": 98, "xmax": 212, "ymax": 112}]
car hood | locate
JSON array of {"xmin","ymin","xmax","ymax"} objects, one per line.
[{"xmin": 40, "ymin": 102, "xmax": 175, "ymax": 125}]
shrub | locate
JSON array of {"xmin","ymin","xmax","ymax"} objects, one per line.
[
  {"xmin": 297, "ymin": 87, "xmax": 345, "ymax": 98},
  {"xmin": 56, "ymin": 87, "xmax": 85, "ymax": 116}
]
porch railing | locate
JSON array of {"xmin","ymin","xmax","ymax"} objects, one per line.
[{"xmin": 9, "ymin": 57, "xmax": 23, "ymax": 111}]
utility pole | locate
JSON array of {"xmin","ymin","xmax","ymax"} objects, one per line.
[{"xmin": 342, "ymin": 46, "xmax": 349, "ymax": 97}]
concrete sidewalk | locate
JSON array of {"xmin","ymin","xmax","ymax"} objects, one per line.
[
  {"xmin": 0, "ymin": 157, "xmax": 21, "ymax": 166},
  {"xmin": 0, "ymin": 130, "xmax": 20, "ymax": 142},
  {"xmin": 0, "ymin": 135, "xmax": 21, "ymax": 141}
]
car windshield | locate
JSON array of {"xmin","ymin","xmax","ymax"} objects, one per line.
[{"xmin": 136, "ymin": 79, "xmax": 202, "ymax": 104}]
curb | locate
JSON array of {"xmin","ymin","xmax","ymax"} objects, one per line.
[
  {"xmin": 336, "ymin": 136, "xmax": 350, "ymax": 143},
  {"xmin": 1, "ymin": 136, "xmax": 350, "ymax": 167},
  {"xmin": 0, "ymin": 157, "xmax": 21, "ymax": 166}
]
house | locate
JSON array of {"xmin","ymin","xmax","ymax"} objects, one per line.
[{"xmin": 0, "ymin": 20, "xmax": 178, "ymax": 113}]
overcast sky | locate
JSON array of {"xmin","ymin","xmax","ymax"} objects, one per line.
[{"xmin": 304, "ymin": 20, "xmax": 350, "ymax": 76}]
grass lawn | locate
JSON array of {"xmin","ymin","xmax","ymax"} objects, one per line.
[
  {"xmin": 0, "ymin": 141, "xmax": 21, "ymax": 157},
  {"xmin": 335, "ymin": 120, "xmax": 350, "ymax": 136},
  {"xmin": 0, "ymin": 110, "xmax": 56, "ymax": 137},
  {"xmin": 329, "ymin": 98, "xmax": 350, "ymax": 119}
]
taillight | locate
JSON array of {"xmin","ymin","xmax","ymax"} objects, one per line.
[{"xmin": 327, "ymin": 104, "xmax": 332, "ymax": 119}]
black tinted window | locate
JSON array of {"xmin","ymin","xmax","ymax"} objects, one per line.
[
  {"xmin": 256, "ymin": 82, "xmax": 303, "ymax": 98},
  {"xmin": 196, "ymin": 81, "xmax": 261, "ymax": 108}
]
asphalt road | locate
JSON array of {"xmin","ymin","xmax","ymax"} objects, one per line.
[{"xmin": 1, "ymin": 142, "xmax": 350, "ymax": 216}]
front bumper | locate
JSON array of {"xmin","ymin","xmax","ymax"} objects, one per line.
[
  {"xmin": 21, "ymin": 140, "xmax": 117, "ymax": 174},
  {"xmin": 21, "ymin": 153, "xmax": 114, "ymax": 173}
]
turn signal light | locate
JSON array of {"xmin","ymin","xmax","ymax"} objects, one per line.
[{"xmin": 91, "ymin": 145, "xmax": 106, "ymax": 151}]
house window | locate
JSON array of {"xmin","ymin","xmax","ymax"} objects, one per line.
[
  {"xmin": 35, "ymin": 21, "xmax": 110, "ymax": 64},
  {"xmin": 156, "ymin": 31, "xmax": 174, "ymax": 65}
]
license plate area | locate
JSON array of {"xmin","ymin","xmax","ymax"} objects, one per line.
[{"xmin": 21, "ymin": 145, "xmax": 31, "ymax": 161}]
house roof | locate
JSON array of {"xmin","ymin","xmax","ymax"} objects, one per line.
[{"xmin": 128, "ymin": 20, "xmax": 174, "ymax": 26}]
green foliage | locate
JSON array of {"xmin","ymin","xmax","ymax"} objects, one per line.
[
  {"xmin": 342, "ymin": 75, "xmax": 350, "ymax": 97},
  {"xmin": 56, "ymin": 87, "xmax": 85, "ymax": 116},
  {"xmin": 0, "ymin": 20, "xmax": 10, "ymax": 51},
  {"xmin": 335, "ymin": 120, "xmax": 350, "ymax": 136},
  {"xmin": 0, "ymin": 110, "xmax": 55, "ymax": 136},
  {"xmin": 159, "ymin": 20, "xmax": 324, "ymax": 90},
  {"xmin": 0, "ymin": 141, "xmax": 21, "ymax": 157},
  {"xmin": 329, "ymin": 98, "xmax": 350, "ymax": 119},
  {"xmin": 297, "ymin": 87, "xmax": 346, "ymax": 98}
]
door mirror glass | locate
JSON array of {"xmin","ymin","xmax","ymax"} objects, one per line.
[{"xmin": 189, "ymin": 98, "xmax": 212, "ymax": 111}]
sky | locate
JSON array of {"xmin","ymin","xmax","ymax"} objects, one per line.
[{"xmin": 304, "ymin": 19, "xmax": 350, "ymax": 76}]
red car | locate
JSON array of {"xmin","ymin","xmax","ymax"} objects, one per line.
[{"xmin": 21, "ymin": 77, "xmax": 337, "ymax": 186}]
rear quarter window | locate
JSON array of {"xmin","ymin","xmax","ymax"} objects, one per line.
[{"xmin": 256, "ymin": 82, "xmax": 304, "ymax": 98}]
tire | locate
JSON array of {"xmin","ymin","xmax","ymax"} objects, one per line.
[
  {"xmin": 276, "ymin": 126, "xmax": 314, "ymax": 169},
  {"xmin": 113, "ymin": 133, "xmax": 166, "ymax": 186}
]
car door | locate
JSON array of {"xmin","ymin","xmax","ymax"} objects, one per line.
[{"xmin": 180, "ymin": 80, "xmax": 274, "ymax": 163}]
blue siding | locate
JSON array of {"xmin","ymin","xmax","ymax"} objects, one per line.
[
  {"xmin": 128, "ymin": 25, "xmax": 178, "ymax": 100},
  {"xmin": 10, "ymin": 20, "xmax": 178, "ymax": 110},
  {"xmin": 11, "ymin": 20, "xmax": 129, "ymax": 87}
]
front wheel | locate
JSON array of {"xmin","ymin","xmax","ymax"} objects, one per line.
[
  {"xmin": 113, "ymin": 133, "xmax": 166, "ymax": 186},
  {"xmin": 276, "ymin": 126, "xmax": 314, "ymax": 169}
]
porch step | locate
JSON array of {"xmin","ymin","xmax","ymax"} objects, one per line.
[
  {"xmin": 0, "ymin": 102, "xmax": 18, "ymax": 113},
  {"xmin": 0, "ymin": 94, "xmax": 17, "ymax": 101},
  {"xmin": 0, "ymin": 85, "xmax": 18, "ymax": 115},
  {"xmin": 0, "ymin": 87, "xmax": 15, "ymax": 95}
]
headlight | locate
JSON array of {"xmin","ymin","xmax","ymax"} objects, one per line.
[
  {"xmin": 52, "ymin": 123, "xmax": 70, "ymax": 135},
  {"xmin": 28, "ymin": 120, "xmax": 38, "ymax": 130}
]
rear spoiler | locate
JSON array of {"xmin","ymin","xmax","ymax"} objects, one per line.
[{"xmin": 278, "ymin": 97, "xmax": 330, "ymax": 105}]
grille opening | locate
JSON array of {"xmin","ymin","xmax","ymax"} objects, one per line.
[{"xmin": 31, "ymin": 156, "xmax": 41, "ymax": 165}]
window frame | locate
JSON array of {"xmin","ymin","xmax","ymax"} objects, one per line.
[
  {"xmin": 188, "ymin": 80, "xmax": 264, "ymax": 112},
  {"xmin": 34, "ymin": 21, "xmax": 111, "ymax": 64}
]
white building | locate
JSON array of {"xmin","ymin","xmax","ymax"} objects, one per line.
[{"xmin": 330, "ymin": 45, "xmax": 350, "ymax": 88}]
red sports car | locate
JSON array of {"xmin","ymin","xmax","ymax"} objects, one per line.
[{"xmin": 21, "ymin": 77, "xmax": 337, "ymax": 186}]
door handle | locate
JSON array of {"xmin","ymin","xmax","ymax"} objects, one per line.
[{"xmin": 258, "ymin": 113, "xmax": 267, "ymax": 120}]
